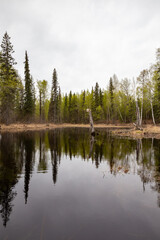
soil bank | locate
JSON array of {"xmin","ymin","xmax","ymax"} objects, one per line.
[{"xmin": 0, "ymin": 123, "xmax": 160, "ymax": 139}]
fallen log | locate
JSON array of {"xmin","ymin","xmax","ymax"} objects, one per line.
[{"xmin": 133, "ymin": 123, "xmax": 143, "ymax": 131}]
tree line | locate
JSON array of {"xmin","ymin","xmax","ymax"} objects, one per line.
[{"xmin": 0, "ymin": 32, "xmax": 160, "ymax": 125}]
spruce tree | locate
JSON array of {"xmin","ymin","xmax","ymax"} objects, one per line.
[
  {"xmin": 94, "ymin": 82, "xmax": 100, "ymax": 108},
  {"xmin": 63, "ymin": 94, "xmax": 68, "ymax": 122},
  {"xmin": 57, "ymin": 87, "xmax": 62, "ymax": 123},
  {"xmin": 68, "ymin": 91, "xmax": 72, "ymax": 122},
  {"xmin": 81, "ymin": 90, "xmax": 86, "ymax": 123},
  {"xmin": 109, "ymin": 77, "xmax": 114, "ymax": 121},
  {"xmin": 48, "ymin": 68, "xmax": 58, "ymax": 123},
  {"xmin": 24, "ymin": 51, "xmax": 35, "ymax": 119},
  {"xmin": 99, "ymin": 88, "xmax": 103, "ymax": 107},
  {"xmin": 0, "ymin": 32, "xmax": 18, "ymax": 123}
]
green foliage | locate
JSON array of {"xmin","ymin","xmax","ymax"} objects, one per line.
[
  {"xmin": 0, "ymin": 32, "xmax": 19, "ymax": 123},
  {"xmin": 24, "ymin": 51, "xmax": 35, "ymax": 119},
  {"xmin": 0, "ymin": 32, "xmax": 160, "ymax": 125},
  {"xmin": 109, "ymin": 77, "xmax": 114, "ymax": 121},
  {"xmin": 37, "ymin": 80, "xmax": 48, "ymax": 121},
  {"xmin": 48, "ymin": 68, "xmax": 59, "ymax": 123}
]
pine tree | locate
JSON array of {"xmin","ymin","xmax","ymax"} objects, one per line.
[
  {"xmin": 15, "ymin": 76, "xmax": 24, "ymax": 120},
  {"xmin": 48, "ymin": 68, "xmax": 58, "ymax": 123},
  {"xmin": 0, "ymin": 32, "xmax": 18, "ymax": 123},
  {"xmin": 109, "ymin": 77, "xmax": 114, "ymax": 121},
  {"xmin": 94, "ymin": 82, "xmax": 100, "ymax": 108},
  {"xmin": 23, "ymin": 51, "xmax": 35, "ymax": 119},
  {"xmin": 68, "ymin": 91, "xmax": 72, "ymax": 122},
  {"xmin": 57, "ymin": 87, "xmax": 62, "ymax": 123},
  {"xmin": 72, "ymin": 93, "xmax": 78, "ymax": 123},
  {"xmin": 63, "ymin": 94, "xmax": 68, "ymax": 122},
  {"xmin": 90, "ymin": 87, "xmax": 96, "ymax": 120},
  {"xmin": 81, "ymin": 90, "xmax": 86, "ymax": 123},
  {"xmin": 99, "ymin": 88, "xmax": 103, "ymax": 107}
]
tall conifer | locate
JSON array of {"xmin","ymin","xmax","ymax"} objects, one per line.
[
  {"xmin": 24, "ymin": 51, "xmax": 35, "ymax": 119},
  {"xmin": 0, "ymin": 32, "xmax": 18, "ymax": 123},
  {"xmin": 48, "ymin": 68, "xmax": 58, "ymax": 122},
  {"xmin": 109, "ymin": 77, "xmax": 114, "ymax": 121}
]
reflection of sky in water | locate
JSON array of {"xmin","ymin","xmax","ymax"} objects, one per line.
[{"xmin": 0, "ymin": 129, "xmax": 160, "ymax": 240}]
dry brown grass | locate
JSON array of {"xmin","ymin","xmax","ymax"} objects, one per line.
[
  {"xmin": 0, "ymin": 123, "xmax": 160, "ymax": 138},
  {"xmin": 0, "ymin": 123, "xmax": 132, "ymax": 132},
  {"xmin": 111, "ymin": 124, "xmax": 160, "ymax": 139}
]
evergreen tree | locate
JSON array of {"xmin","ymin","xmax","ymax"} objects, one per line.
[
  {"xmin": 99, "ymin": 88, "xmax": 103, "ymax": 107},
  {"xmin": 90, "ymin": 87, "xmax": 96, "ymax": 119},
  {"xmin": 68, "ymin": 91, "xmax": 72, "ymax": 122},
  {"xmin": 23, "ymin": 51, "xmax": 35, "ymax": 119},
  {"xmin": 15, "ymin": 76, "xmax": 24, "ymax": 120},
  {"xmin": 57, "ymin": 87, "xmax": 62, "ymax": 123},
  {"xmin": 80, "ymin": 90, "xmax": 86, "ymax": 123},
  {"xmin": 109, "ymin": 77, "xmax": 114, "ymax": 121},
  {"xmin": 48, "ymin": 68, "xmax": 58, "ymax": 123},
  {"xmin": 94, "ymin": 82, "xmax": 100, "ymax": 108},
  {"xmin": 71, "ymin": 93, "xmax": 78, "ymax": 123},
  {"xmin": 37, "ymin": 80, "xmax": 48, "ymax": 122},
  {"xmin": 63, "ymin": 94, "xmax": 68, "ymax": 122},
  {"xmin": 0, "ymin": 32, "xmax": 18, "ymax": 123}
]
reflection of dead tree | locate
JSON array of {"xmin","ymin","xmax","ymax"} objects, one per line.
[
  {"xmin": 88, "ymin": 135, "xmax": 95, "ymax": 159},
  {"xmin": 137, "ymin": 139, "xmax": 154, "ymax": 192}
]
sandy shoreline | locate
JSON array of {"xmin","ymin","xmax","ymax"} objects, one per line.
[
  {"xmin": 0, "ymin": 123, "xmax": 132, "ymax": 132},
  {"xmin": 0, "ymin": 123, "xmax": 160, "ymax": 138}
]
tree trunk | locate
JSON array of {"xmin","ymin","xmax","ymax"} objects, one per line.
[
  {"xmin": 87, "ymin": 109, "xmax": 95, "ymax": 136},
  {"xmin": 140, "ymin": 95, "xmax": 143, "ymax": 126},
  {"xmin": 39, "ymin": 91, "xmax": 42, "ymax": 122},
  {"xmin": 150, "ymin": 99, "xmax": 156, "ymax": 125},
  {"xmin": 135, "ymin": 100, "xmax": 142, "ymax": 130}
]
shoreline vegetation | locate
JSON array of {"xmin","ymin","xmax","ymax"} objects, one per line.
[
  {"xmin": 1, "ymin": 123, "xmax": 160, "ymax": 139},
  {"xmin": 0, "ymin": 32, "xmax": 160, "ymax": 136}
]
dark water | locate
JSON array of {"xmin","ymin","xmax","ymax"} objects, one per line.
[{"xmin": 0, "ymin": 128, "xmax": 160, "ymax": 240}]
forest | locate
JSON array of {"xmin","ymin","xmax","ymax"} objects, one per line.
[{"xmin": 0, "ymin": 32, "xmax": 160, "ymax": 125}]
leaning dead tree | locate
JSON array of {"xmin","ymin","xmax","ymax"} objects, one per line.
[{"xmin": 86, "ymin": 109, "xmax": 95, "ymax": 136}]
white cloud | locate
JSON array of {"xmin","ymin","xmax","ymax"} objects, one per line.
[{"xmin": 0, "ymin": 0, "xmax": 160, "ymax": 93}]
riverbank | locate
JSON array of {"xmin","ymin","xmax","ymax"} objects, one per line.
[
  {"xmin": 111, "ymin": 125, "xmax": 160, "ymax": 139},
  {"xmin": 0, "ymin": 123, "xmax": 132, "ymax": 132},
  {"xmin": 0, "ymin": 123, "xmax": 160, "ymax": 138}
]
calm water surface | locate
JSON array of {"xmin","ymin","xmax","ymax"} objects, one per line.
[{"xmin": 0, "ymin": 128, "xmax": 160, "ymax": 240}]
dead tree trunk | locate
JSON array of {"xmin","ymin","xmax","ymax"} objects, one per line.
[
  {"xmin": 87, "ymin": 109, "xmax": 95, "ymax": 136},
  {"xmin": 135, "ymin": 100, "xmax": 142, "ymax": 130},
  {"xmin": 150, "ymin": 99, "xmax": 156, "ymax": 125}
]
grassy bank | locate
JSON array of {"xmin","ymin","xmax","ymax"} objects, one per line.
[
  {"xmin": 0, "ymin": 123, "xmax": 160, "ymax": 138},
  {"xmin": 0, "ymin": 123, "xmax": 132, "ymax": 132},
  {"xmin": 111, "ymin": 125, "xmax": 160, "ymax": 139}
]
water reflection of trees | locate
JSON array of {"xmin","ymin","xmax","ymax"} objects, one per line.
[
  {"xmin": 0, "ymin": 133, "xmax": 22, "ymax": 226},
  {"xmin": 23, "ymin": 133, "xmax": 35, "ymax": 204},
  {"xmin": 0, "ymin": 129, "xmax": 160, "ymax": 227}
]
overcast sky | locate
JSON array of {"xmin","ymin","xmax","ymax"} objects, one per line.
[{"xmin": 0, "ymin": 0, "xmax": 160, "ymax": 93}]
